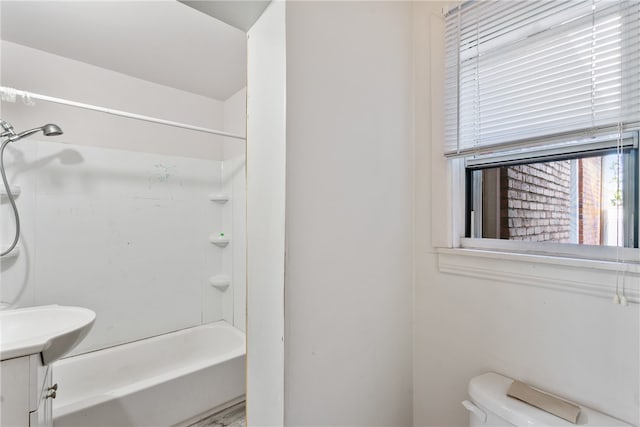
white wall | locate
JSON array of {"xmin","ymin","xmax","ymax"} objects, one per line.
[
  {"xmin": 283, "ymin": 2, "xmax": 413, "ymax": 425},
  {"xmin": 412, "ymin": 3, "xmax": 640, "ymax": 426},
  {"xmin": 246, "ymin": 2, "xmax": 286, "ymax": 425},
  {"xmin": 0, "ymin": 41, "xmax": 242, "ymax": 354},
  {"xmin": 1, "ymin": 41, "xmax": 225, "ymax": 160},
  {"xmin": 224, "ymin": 87, "xmax": 247, "ymax": 161}
]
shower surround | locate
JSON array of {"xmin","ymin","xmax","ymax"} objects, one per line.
[{"xmin": 1, "ymin": 139, "xmax": 244, "ymax": 354}]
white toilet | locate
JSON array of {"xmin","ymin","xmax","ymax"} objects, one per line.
[{"xmin": 463, "ymin": 373, "xmax": 631, "ymax": 426}]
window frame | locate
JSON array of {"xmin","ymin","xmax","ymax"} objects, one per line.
[
  {"xmin": 439, "ymin": 151, "xmax": 640, "ymax": 306},
  {"xmin": 451, "ymin": 136, "xmax": 640, "ymax": 263},
  {"xmin": 463, "ymin": 134, "xmax": 639, "ymax": 253}
]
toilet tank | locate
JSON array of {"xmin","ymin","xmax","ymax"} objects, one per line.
[{"xmin": 463, "ymin": 373, "xmax": 632, "ymax": 427}]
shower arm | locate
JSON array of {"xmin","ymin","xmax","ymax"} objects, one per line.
[{"xmin": 0, "ymin": 120, "xmax": 16, "ymax": 139}]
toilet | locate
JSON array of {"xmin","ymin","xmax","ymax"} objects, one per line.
[{"xmin": 463, "ymin": 373, "xmax": 631, "ymax": 426}]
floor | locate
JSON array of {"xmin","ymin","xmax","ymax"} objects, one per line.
[{"xmin": 189, "ymin": 401, "xmax": 246, "ymax": 427}]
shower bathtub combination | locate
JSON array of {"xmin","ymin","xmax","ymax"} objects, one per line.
[{"xmin": 52, "ymin": 322, "xmax": 246, "ymax": 427}]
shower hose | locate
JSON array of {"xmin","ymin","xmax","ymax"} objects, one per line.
[{"xmin": 0, "ymin": 137, "xmax": 21, "ymax": 256}]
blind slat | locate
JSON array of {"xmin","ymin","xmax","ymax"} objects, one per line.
[{"xmin": 445, "ymin": 0, "xmax": 640, "ymax": 157}]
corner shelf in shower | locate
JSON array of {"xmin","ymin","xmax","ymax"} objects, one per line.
[
  {"xmin": 0, "ymin": 185, "xmax": 21, "ymax": 200},
  {"xmin": 209, "ymin": 275, "xmax": 231, "ymax": 292},
  {"xmin": 208, "ymin": 193, "xmax": 230, "ymax": 203},
  {"xmin": 209, "ymin": 234, "xmax": 230, "ymax": 247}
]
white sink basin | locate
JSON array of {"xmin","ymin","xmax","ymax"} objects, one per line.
[{"xmin": 0, "ymin": 305, "xmax": 95, "ymax": 364}]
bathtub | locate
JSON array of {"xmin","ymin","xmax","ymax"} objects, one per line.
[{"xmin": 52, "ymin": 321, "xmax": 246, "ymax": 427}]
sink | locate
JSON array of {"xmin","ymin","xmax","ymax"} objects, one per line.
[{"xmin": 0, "ymin": 305, "xmax": 96, "ymax": 364}]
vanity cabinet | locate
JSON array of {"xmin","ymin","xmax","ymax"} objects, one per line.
[{"xmin": 0, "ymin": 355, "xmax": 55, "ymax": 427}]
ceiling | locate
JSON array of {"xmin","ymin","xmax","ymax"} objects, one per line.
[
  {"xmin": 180, "ymin": 1, "xmax": 271, "ymax": 32},
  {"xmin": 0, "ymin": 1, "xmax": 248, "ymax": 101}
]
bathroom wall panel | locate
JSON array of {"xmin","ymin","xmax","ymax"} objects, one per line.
[
  {"xmin": 229, "ymin": 155, "xmax": 246, "ymax": 332},
  {"xmin": 2, "ymin": 140, "xmax": 226, "ymax": 355},
  {"xmin": 219, "ymin": 153, "xmax": 246, "ymax": 330},
  {"xmin": 32, "ymin": 142, "xmax": 218, "ymax": 199},
  {"xmin": 35, "ymin": 195, "xmax": 209, "ymax": 352},
  {"xmin": 0, "ymin": 38, "xmax": 246, "ymax": 355},
  {"xmin": 223, "ymin": 87, "xmax": 247, "ymax": 332},
  {"xmin": 0, "ymin": 140, "xmax": 39, "ymax": 308}
]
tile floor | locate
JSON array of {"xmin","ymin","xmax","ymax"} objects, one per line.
[{"xmin": 189, "ymin": 401, "xmax": 246, "ymax": 427}]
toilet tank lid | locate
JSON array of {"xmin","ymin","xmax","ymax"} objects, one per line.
[{"xmin": 468, "ymin": 373, "xmax": 631, "ymax": 427}]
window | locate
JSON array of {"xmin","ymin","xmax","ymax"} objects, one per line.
[
  {"xmin": 466, "ymin": 137, "xmax": 638, "ymax": 248},
  {"xmin": 444, "ymin": 0, "xmax": 640, "ymax": 254}
]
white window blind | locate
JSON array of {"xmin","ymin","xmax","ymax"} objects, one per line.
[{"xmin": 444, "ymin": 0, "xmax": 640, "ymax": 158}]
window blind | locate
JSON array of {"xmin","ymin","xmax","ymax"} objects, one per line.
[{"xmin": 444, "ymin": 0, "xmax": 640, "ymax": 158}]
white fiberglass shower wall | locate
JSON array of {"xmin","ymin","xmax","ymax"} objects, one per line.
[{"xmin": 0, "ymin": 1, "xmax": 247, "ymax": 355}]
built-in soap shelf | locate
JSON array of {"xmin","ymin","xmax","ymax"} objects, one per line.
[
  {"xmin": 209, "ymin": 275, "xmax": 231, "ymax": 292},
  {"xmin": 209, "ymin": 233, "xmax": 230, "ymax": 247},
  {"xmin": 208, "ymin": 191, "xmax": 230, "ymax": 293},
  {"xmin": 0, "ymin": 185, "xmax": 21, "ymax": 200},
  {"xmin": 208, "ymin": 193, "xmax": 230, "ymax": 203}
]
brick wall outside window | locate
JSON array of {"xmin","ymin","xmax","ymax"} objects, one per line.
[
  {"xmin": 499, "ymin": 161, "xmax": 571, "ymax": 242},
  {"xmin": 578, "ymin": 157, "xmax": 603, "ymax": 245}
]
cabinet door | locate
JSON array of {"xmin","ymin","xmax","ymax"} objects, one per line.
[
  {"xmin": 27, "ymin": 400, "xmax": 52, "ymax": 427},
  {"xmin": 29, "ymin": 367, "xmax": 53, "ymax": 427},
  {"xmin": 1, "ymin": 357, "xmax": 31, "ymax": 427},
  {"xmin": 43, "ymin": 389, "xmax": 53, "ymax": 427}
]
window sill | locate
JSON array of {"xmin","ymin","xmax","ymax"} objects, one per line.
[{"xmin": 436, "ymin": 247, "xmax": 640, "ymax": 304}]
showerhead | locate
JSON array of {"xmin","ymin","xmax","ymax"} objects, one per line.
[
  {"xmin": 42, "ymin": 123, "xmax": 63, "ymax": 136},
  {"xmin": 0, "ymin": 120, "xmax": 64, "ymax": 142}
]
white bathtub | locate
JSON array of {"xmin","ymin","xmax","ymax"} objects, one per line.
[{"xmin": 52, "ymin": 321, "xmax": 246, "ymax": 427}]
